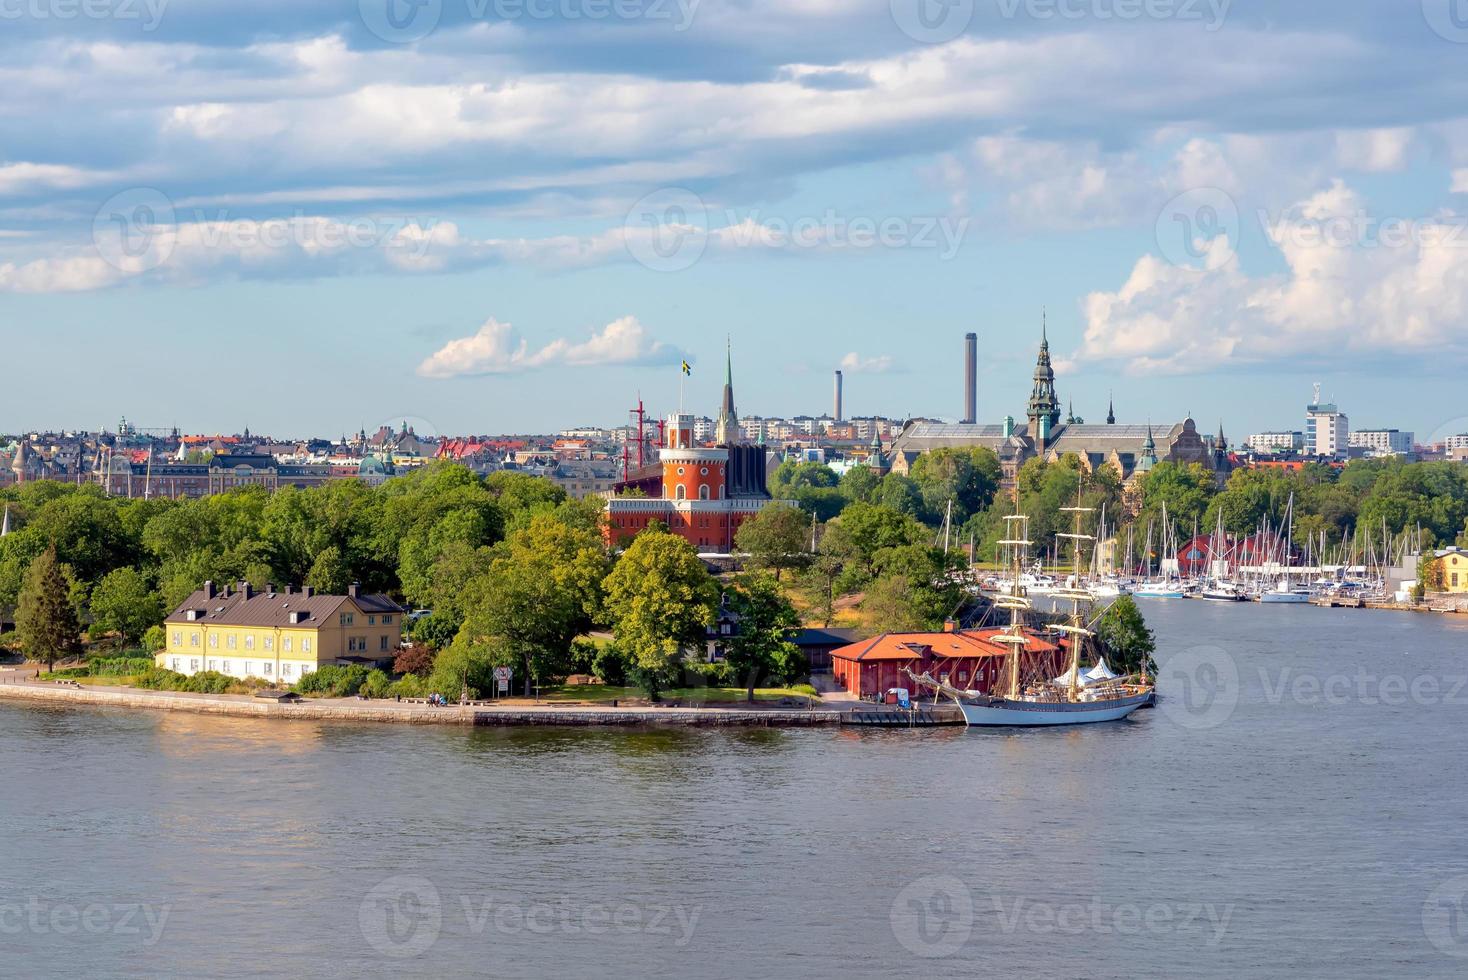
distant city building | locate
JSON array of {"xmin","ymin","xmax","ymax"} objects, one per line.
[
  {"xmin": 888, "ymin": 322, "xmax": 1232, "ymax": 494},
  {"xmin": 1305, "ymin": 388, "xmax": 1349, "ymax": 457},
  {"xmin": 1349, "ymin": 429, "xmax": 1414, "ymax": 456},
  {"xmin": 1246, "ymin": 431, "xmax": 1305, "ymax": 455}
]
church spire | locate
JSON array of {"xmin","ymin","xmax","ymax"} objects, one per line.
[
  {"xmin": 715, "ymin": 337, "xmax": 739, "ymax": 445},
  {"xmin": 1027, "ymin": 313, "xmax": 1060, "ymax": 441},
  {"xmin": 1107, "ymin": 391, "xmax": 1115, "ymax": 425}
]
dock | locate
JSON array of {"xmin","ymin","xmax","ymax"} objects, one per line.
[{"xmin": 841, "ymin": 705, "xmax": 964, "ymax": 727}]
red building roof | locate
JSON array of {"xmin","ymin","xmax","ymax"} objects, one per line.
[{"xmin": 830, "ymin": 628, "xmax": 1060, "ymax": 662}]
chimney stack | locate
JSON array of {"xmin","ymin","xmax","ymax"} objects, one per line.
[
  {"xmin": 239, "ymin": 581, "xmax": 253, "ymax": 600},
  {"xmin": 204, "ymin": 580, "xmax": 216, "ymax": 600},
  {"xmin": 833, "ymin": 370, "xmax": 844, "ymax": 423},
  {"xmin": 963, "ymin": 333, "xmax": 978, "ymax": 424},
  {"xmin": 348, "ymin": 582, "xmax": 360, "ymax": 599},
  {"xmin": 303, "ymin": 586, "xmax": 313, "ymax": 598}
]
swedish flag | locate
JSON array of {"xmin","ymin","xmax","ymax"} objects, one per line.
[{"xmin": 681, "ymin": 360, "xmax": 691, "ymax": 376}]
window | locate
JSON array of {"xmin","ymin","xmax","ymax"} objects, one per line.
[
  {"xmin": 676, "ymin": 485, "xmax": 686, "ymax": 500},
  {"xmin": 282, "ymin": 663, "xmax": 293, "ymax": 677},
  {"xmin": 380, "ymin": 635, "xmax": 389, "ymax": 652},
  {"xmin": 227, "ymin": 635, "xmax": 237, "ymax": 650},
  {"xmin": 264, "ymin": 637, "xmax": 274, "ymax": 652},
  {"xmin": 189, "ymin": 659, "xmax": 199, "ymax": 672},
  {"xmin": 368, "ymin": 615, "xmax": 377, "ymax": 626},
  {"xmin": 171, "ymin": 631, "xmax": 182, "ymax": 648},
  {"xmin": 699, "ymin": 485, "xmax": 709, "ymax": 500},
  {"xmin": 208, "ymin": 660, "xmax": 217, "ymax": 671},
  {"xmin": 263, "ymin": 663, "xmax": 273, "ymax": 676},
  {"xmin": 190, "ymin": 633, "xmax": 200, "ymax": 647},
  {"xmin": 209, "ymin": 634, "xmax": 218, "ymax": 648},
  {"xmin": 245, "ymin": 663, "xmax": 253, "ymax": 676},
  {"xmin": 303, "ymin": 638, "xmax": 312, "ymax": 652},
  {"xmin": 382, "ymin": 615, "xmax": 393, "ymax": 625},
  {"xmin": 1455, "ymin": 572, "xmax": 1461, "ymax": 587},
  {"xmin": 171, "ymin": 658, "xmax": 181, "ymax": 671},
  {"xmin": 244, "ymin": 635, "xmax": 254, "ymax": 650},
  {"xmin": 284, "ymin": 638, "xmax": 293, "ymax": 652}
]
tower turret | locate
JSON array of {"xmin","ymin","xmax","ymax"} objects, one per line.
[{"xmin": 1026, "ymin": 312, "xmax": 1061, "ymax": 441}]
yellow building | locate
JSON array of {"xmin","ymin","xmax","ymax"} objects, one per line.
[
  {"xmin": 1433, "ymin": 548, "xmax": 1468, "ymax": 593},
  {"xmin": 159, "ymin": 580, "xmax": 406, "ymax": 681}
]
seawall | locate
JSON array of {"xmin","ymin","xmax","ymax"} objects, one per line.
[{"xmin": 0, "ymin": 680, "xmax": 842, "ymax": 728}]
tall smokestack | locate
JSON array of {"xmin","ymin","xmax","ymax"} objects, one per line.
[
  {"xmin": 963, "ymin": 333, "xmax": 978, "ymax": 424},
  {"xmin": 834, "ymin": 370, "xmax": 844, "ymax": 422}
]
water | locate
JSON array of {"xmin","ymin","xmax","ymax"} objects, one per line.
[{"xmin": 3, "ymin": 602, "xmax": 1468, "ymax": 978}]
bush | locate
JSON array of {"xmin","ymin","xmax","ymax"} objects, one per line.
[
  {"xmin": 292, "ymin": 664, "xmax": 370, "ymax": 698},
  {"xmin": 131, "ymin": 668, "xmax": 253, "ymax": 694},
  {"xmin": 387, "ymin": 674, "xmax": 426, "ymax": 699},
  {"xmin": 360, "ymin": 669, "xmax": 391, "ymax": 699},
  {"xmin": 591, "ymin": 643, "xmax": 628, "ymax": 686},
  {"xmin": 142, "ymin": 625, "xmax": 166, "ymax": 653},
  {"xmin": 87, "ymin": 656, "xmax": 156, "ymax": 677}
]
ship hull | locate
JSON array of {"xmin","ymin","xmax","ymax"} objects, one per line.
[
  {"xmin": 1258, "ymin": 592, "xmax": 1310, "ymax": 604},
  {"xmin": 958, "ymin": 692, "xmax": 1154, "ymax": 727},
  {"xmin": 1133, "ymin": 589, "xmax": 1185, "ymax": 599}
]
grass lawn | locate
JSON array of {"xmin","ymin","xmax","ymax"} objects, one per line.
[{"xmin": 538, "ymin": 684, "xmax": 820, "ymax": 705}]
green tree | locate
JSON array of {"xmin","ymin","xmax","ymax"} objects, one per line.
[
  {"xmin": 838, "ymin": 465, "xmax": 881, "ymax": 506},
  {"xmin": 602, "ymin": 528, "xmax": 719, "ymax": 699},
  {"xmin": 88, "ymin": 567, "xmax": 165, "ymax": 645},
  {"xmin": 908, "ymin": 447, "xmax": 1002, "ymax": 524},
  {"xmin": 723, "ymin": 575, "xmax": 802, "ymax": 701},
  {"xmin": 1095, "ymin": 595, "xmax": 1157, "ymax": 676},
  {"xmin": 456, "ymin": 515, "xmax": 610, "ymax": 694},
  {"xmin": 734, "ymin": 503, "xmax": 811, "ymax": 580},
  {"xmin": 15, "ymin": 546, "xmax": 81, "ymax": 670}
]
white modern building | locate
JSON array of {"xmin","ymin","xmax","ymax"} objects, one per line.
[
  {"xmin": 1246, "ymin": 431, "xmax": 1305, "ymax": 454},
  {"xmin": 1349, "ymin": 429, "xmax": 1414, "ymax": 456},
  {"xmin": 1305, "ymin": 395, "xmax": 1349, "ymax": 458}
]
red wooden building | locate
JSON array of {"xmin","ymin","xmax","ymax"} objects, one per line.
[{"xmin": 829, "ymin": 627, "xmax": 1065, "ymax": 699}]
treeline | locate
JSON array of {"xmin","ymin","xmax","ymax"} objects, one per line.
[
  {"xmin": 765, "ymin": 452, "xmax": 1468, "ymax": 571},
  {"xmin": 0, "ymin": 466, "xmax": 809, "ymax": 700}
]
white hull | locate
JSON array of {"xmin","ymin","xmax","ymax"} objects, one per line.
[
  {"xmin": 958, "ymin": 692, "xmax": 1154, "ymax": 727},
  {"xmin": 1134, "ymin": 588, "xmax": 1185, "ymax": 599},
  {"xmin": 1258, "ymin": 591, "xmax": 1310, "ymax": 604}
]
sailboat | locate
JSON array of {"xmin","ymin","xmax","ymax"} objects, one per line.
[
  {"xmin": 905, "ymin": 500, "xmax": 1154, "ymax": 727},
  {"xmin": 1134, "ymin": 502, "xmax": 1186, "ymax": 598}
]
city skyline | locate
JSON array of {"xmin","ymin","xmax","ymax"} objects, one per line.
[{"xmin": 3, "ymin": 3, "xmax": 1468, "ymax": 438}]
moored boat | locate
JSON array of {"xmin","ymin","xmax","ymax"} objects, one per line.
[{"xmin": 906, "ymin": 496, "xmax": 1154, "ymax": 728}]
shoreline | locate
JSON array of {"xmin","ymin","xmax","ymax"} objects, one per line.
[{"xmin": 0, "ymin": 678, "xmax": 842, "ymax": 728}]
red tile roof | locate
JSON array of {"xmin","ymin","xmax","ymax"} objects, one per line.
[{"xmin": 830, "ymin": 629, "xmax": 1059, "ymax": 662}]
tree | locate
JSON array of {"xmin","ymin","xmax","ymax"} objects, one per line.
[
  {"xmin": 456, "ymin": 515, "xmax": 610, "ymax": 694},
  {"xmin": 393, "ymin": 644, "xmax": 436, "ymax": 677},
  {"xmin": 723, "ymin": 575, "xmax": 801, "ymax": 701},
  {"xmin": 1421, "ymin": 555, "xmax": 1446, "ymax": 595},
  {"xmin": 1095, "ymin": 595, "xmax": 1156, "ymax": 676},
  {"xmin": 734, "ymin": 504, "xmax": 810, "ymax": 581},
  {"xmin": 602, "ymin": 528, "xmax": 719, "ymax": 699},
  {"xmin": 861, "ymin": 575, "xmax": 929, "ymax": 633},
  {"xmin": 89, "ymin": 567, "xmax": 164, "ymax": 645},
  {"xmin": 15, "ymin": 546, "xmax": 81, "ymax": 670},
  {"xmin": 908, "ymin": 447, "xmax": 1001, "ymax": 524}
]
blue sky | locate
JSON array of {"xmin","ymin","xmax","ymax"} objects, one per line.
[{"xmin": 4, "ymin": 0, "xmax": 1468, "ymax": 441}]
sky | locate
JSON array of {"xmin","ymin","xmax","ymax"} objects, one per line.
[{"xmin": 4, "ymin": 0, "xmax": 1468, "ymax": 442}]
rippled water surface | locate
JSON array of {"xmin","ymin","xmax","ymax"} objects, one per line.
[{"xmin": 3, "ymin": 601, "xmax": 1468, "ymax": 978}]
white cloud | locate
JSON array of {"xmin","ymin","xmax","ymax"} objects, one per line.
[
  {"xmin": 416, "ymin": 315, "xmax": 684, "ymax": 379},
  {"xmin": 1078, "ymin": 181, "xmax": 1468, "ymax": 374},
  {"xmin": 838, "ymin": 351, "xmax": 897, "ymax": 373}
]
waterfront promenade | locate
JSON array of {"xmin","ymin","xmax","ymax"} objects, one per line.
[{"xmin": 0, "ymin": 671, "xmax": 841, "ymax": 727}]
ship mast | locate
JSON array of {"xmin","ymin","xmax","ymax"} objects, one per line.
[
  {"xmin": 993, "ymin": 512, "xmax": 1033, "ymax": 699},
  {"xmin": 1052, "ymin": 477, "xmax": 1096, "ymax": 702}
]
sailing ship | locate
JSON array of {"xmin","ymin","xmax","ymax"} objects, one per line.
[{"xmin": 906, "ymin": 500, "xmax": 1154, "ymax": 727}]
